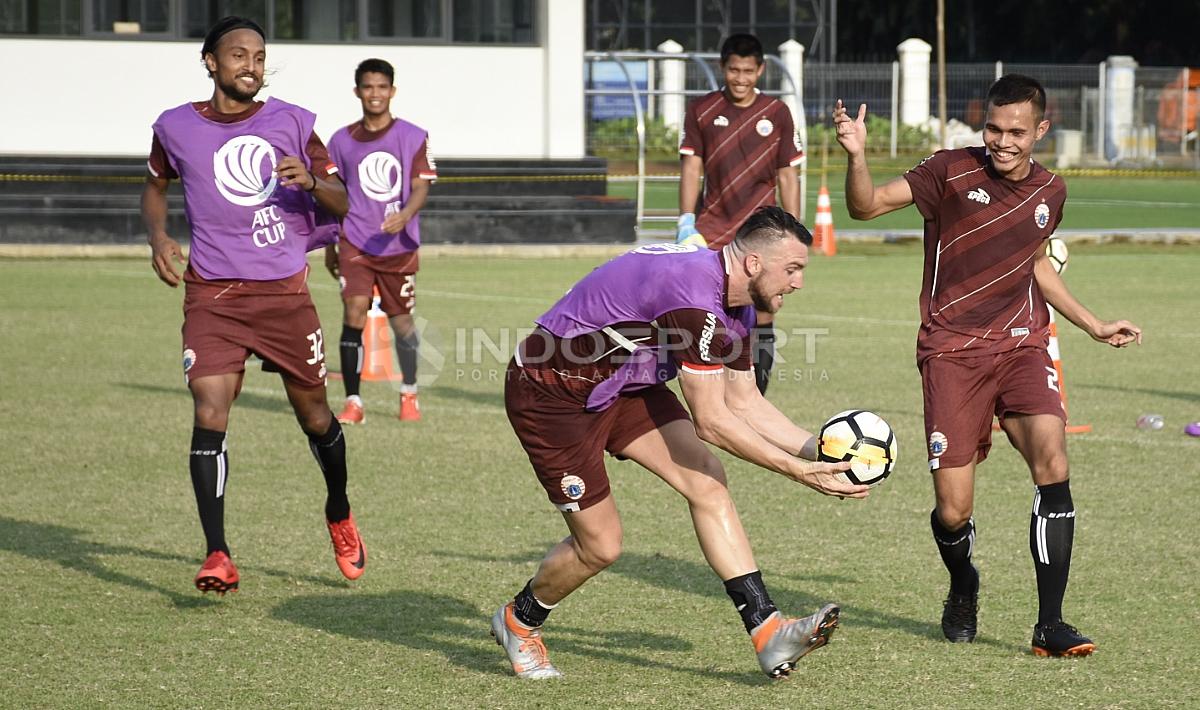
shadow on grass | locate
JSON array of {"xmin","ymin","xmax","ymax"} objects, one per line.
[
  {"xmin": 0, "ymin": 516, "xmax": 344, "ymax": 608},
  {"xmin": 1075, "ymin": 382, "xmax": 1200, "ymax": 404},
  {"xmin": 116, "ymin": 381, "xmax": 292, "ymax": 416},
  {"xmin": 431, "ymin": 548, "xmax": 1023, "ymax": 653},
  {"xmin": 425, "ymin": 384, "xmax": 505, "ymax": 409},
  {"xmin": 271, "ymin": 590, "xmax": 763, "ymax": 684}
]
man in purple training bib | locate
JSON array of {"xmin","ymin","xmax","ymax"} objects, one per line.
[
  {"xmin": 323, "ymin": 58, "xmax": 438, "ymax": 425},
  {"xmin": 489, "ymin": 207, "xmax": 869, "ymax": 680},
  {"xmin": 142, "ymin": 16, "xmax": 367, "ymax": 595}
]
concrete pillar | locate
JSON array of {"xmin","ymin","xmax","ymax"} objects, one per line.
[
  {"xmin": 778, "ymin": 40, "xmax": 806, "ymax": 144},
  {"xmin": 542, "ymin": 0, "xmax": 585, "ymax": 158},
  {"xmin": 1104, "ymin": 55, "xmax": 1138, "ymax": 162},
  {"xmin": 657, "ymin": 39, "xmax": 685, "ymax": 134},
  {"xmin": 897, "ymin": 38, "xmax": 932, "ymax": 127}
]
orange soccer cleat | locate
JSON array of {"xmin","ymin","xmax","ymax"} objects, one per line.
[
  {"xmin": 326, "ymin": 512, "xmax": 366, "ymax": 580},
  {"xmin": 336, "ymin": 398, "xmax": 365, "ymax": 425},
  {"xmin": 399, "ymin": 392, "xmax": 420, "ymax": 422},
  {"xmin": 194, "ymin": 550, "xmax": 239, "ymax": 595}
]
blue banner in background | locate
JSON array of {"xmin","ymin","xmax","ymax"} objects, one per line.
[{"xmin": 588, "ymin": 61, "xmax": 649, "ymax": 120}]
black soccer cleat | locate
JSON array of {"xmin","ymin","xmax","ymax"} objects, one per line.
[
  {"xmin": 1032, "ymin": 621, "xmax": 1096, "ymax": 657},
  {"xmin": 941, "ymin": 592, "xmax": 978, "ymax": 643}
]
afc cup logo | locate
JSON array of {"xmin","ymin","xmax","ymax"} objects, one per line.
[
  {"xmin": 358, "ymin": 151, "xmax": 403, "ymax": 202},
  {"xmin": 560, "ymin": 474, "xmax": 586, "ymax": 501},
  {"xmin": 213, "ymin": 135, "xmax": 278, "ymax": 206},
  {"xmin": 1034, "ymin": 202, "xmax": 1051, "ymax": 229}
]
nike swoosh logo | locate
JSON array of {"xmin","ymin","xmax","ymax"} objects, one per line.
[{"xmin": 351, "ymin": 542, "xmax": 365, "ymax": 569}]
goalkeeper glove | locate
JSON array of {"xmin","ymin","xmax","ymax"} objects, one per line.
[{"xmin": 675, "ymin": 213, "xmax": 707, "ymax": 247}]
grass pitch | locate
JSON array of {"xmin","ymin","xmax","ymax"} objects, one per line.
[{"xmin": 2, "ymin": 244, "xmax": 1198, "ymax": 708}]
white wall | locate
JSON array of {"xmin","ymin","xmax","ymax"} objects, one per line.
[{"xmin": 0, "ymin": 1, "xmax": 585, "ymax": 160}]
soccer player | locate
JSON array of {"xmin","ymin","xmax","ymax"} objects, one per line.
[
  {"xmin": 833, "ymin": 75, "xmax": 1142, "ymax": 656},
  {"xmin": 677, "ymin": 33, "xmax": 805, "ymax": 396},
  {"xmin": 142, "ymin": 16, "xmax": 367, "ymax": 593},
  {"xmin": 491, "ymin": 207, "xmax": 868, "ymax": 680},
  {"xmin": 324, "ymin": 58, "xmax": 437, "ymax": 424}
]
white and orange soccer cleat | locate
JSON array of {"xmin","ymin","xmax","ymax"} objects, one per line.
[
  {"xmin": 336, "ymin": 397, "xmax": 365, "ymax": 425},
  {"xmin": 751, "ymin": 604, "xmax": 840, "ymax": 679},
  {"xmin": 398, "ymin": 392, "xmax": 420, "ymax": 422},
  {"xmin": 194, "ymin": 550, "xmax": 239, "ymax": 595},
  {"xmin": 326, "ymin": 512, "xmax": 366, "ymax": 580},
  {"xmin": 490, "ymin": 602, "xmax": 563, "ymax": 679}
]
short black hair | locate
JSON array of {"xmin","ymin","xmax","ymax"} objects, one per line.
[
  {"xmin": 734, "ymin": 206, "xmax": 812, "ymax": 248},
  {"xmin": 356, "ymin": 58, "xmax": 395, "ymax": 87},
  {"xmin": 987, "ymin": 74, "xmax": 1047, "ymax": 121},
  {"xmin": 720, "ymin": 33, "xmax": 764, "ymax": 65},
  {"xmin": 200, "ymin": 16, "xmax": 265, "ymax": 77}
]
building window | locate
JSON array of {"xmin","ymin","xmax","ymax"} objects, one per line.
[
  {"xmin": 367, "ymin": 0, "xmax": 441, "ymax": 40},
  {"xmin": 0, "ymin": 0, "xmax": 82, "ymax": 34},
  {"xmin": 453, "ymin": 0, "xmax": 533, "ymax": 43},
  {"xmin": 184, "ymin": 0, "xmax": 357, "ymax": 41},
  {"xmin": 92, "ymin": 0, "xmax": 171, "ymax": 34}
]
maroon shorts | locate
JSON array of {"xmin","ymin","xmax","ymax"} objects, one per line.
[
  {"xmin": 337, "ymin": 240, "xmax": 418, "ymax": 316},
  {"xmin": 920, "ymin": 347, "xmax": 1066, "ymax": 470},
  {"xmin": 504, "ymin": 359, "xmax": 691, "ymax": 513},
  {"xmin": 181, "ymin": 267, "xmax": 327, "ymax": 389}
]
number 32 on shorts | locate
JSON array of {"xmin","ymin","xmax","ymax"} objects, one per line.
[
  {"xmin": 306, "ymin": 328, "xmax": 325, "ymax": 366},
  {"xmin": 1045, "ymin": 366, "xmax": 1059, "ymax": 393}
]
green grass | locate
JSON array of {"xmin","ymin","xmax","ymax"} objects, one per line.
[
  {"xmin": 609, "ymin": 169, "xmax": 1200, "ymax": 232},
  {"xmin": 2, "ymin": 245, "xmax": 1199, "ymax": 708}
]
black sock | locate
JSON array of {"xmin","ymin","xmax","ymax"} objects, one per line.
[
  {"xmin": 190, "ymin": 427, "xmax": 229, "ymax": 555},
  {"xmin": 931, "ymin": 510, "xmax": 979, "ymax": 596},
  {"xmin": 396, "ymin": 331, "xmax": 419, "ymax": 387},
  {"xmin": 752, "ymin": 326, "xmax": 775, "ymax": 395},
  {"xmin": 512, "ymin": 579, "xmax": 556, "ymax": 628},
  {"xmin": 1031, "ymin": 481, "xmax": 1075, "ymax": 625},
  {"xmin": 339, "ymin": 325, "xmax": 363, "ymax": 398},
  {"xmin": 724, "ymin": 570, "xmax": 779, "ymax": 634},
  {"xmin": 308, "ymin": 419, "xmax": 350, "ymax": 522}
]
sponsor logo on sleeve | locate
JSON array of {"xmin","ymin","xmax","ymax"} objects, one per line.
[{"xmin": 698, "ymin": 312, "xmax": 718, "ymax": 363}]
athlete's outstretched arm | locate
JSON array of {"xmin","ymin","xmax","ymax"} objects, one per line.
[
  {"xmin": 833, "ymin": 100, "xmax": 914, "ymax": 220},
  {"xmin": 142, "ymin": 175, "xmax": 184, "ymax": 288},
  {"xmin": 679, "ymin": 154, "xmax": 703, "ymax": 217},
  {"xmin": 381, "ymin": 176, "xmax": 431, "ymax": 234},
  {"xmin": 276, "ymin": 155, "xmax": 349, "ymax": 218},
  {"xmin": 678, "ymin": 369, "xmax": 866, "ymax": 498},
  {"xmin": 1034, "ymin": 249, "xmax": 1142, "ymax": 347},
  {"xmin": 722, "ymin": 367, "xmax": 819, "ymax": 459},
  {"xmin": 776, "ymin": 165, "xmax": 801, "ymax": 219}
]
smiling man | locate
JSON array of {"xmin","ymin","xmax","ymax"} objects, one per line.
[
  {"xmin": 324, "ymin": 58, "xmax": 437, "ymax": 425},
  {"xmin": 142, "ymin": 16, "xmax": 366, "ymax": 594},
  {"xmin": 490, "ymin": 207, "xmax": 867, "ymax": 680},
  {"xmin": 677, "ymin": 34, "xmax": 806, "ymax": 396},
  {"xmin": 833, "ymin": 74, "xmax": 1142, "ymax": 657}
]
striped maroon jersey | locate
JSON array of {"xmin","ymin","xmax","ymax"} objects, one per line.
[
  {"xmin": 904, "ymin": 147, "xmax": 1066, "ymax": 364},
  {"xmin": 680, "ymin": 90, "xmax": 804, "ymax": 248}
]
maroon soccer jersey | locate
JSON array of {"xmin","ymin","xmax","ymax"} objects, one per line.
[
  {"xmin": 903, "ymin": 147, "xmax": 1066, "ymax": 363},
  {"xmin": 147, "ymin": 101, "xmax": 338, "ymax": 181},
  {"xmin": 680, "ymin": 90, "xmax": 804, "ymax": 248}
]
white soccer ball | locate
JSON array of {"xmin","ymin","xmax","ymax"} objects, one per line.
[
  {"xmin": 818, "ymin": 410, "xmax": 898, "ymax": 487},
  {"xmin": 1045, "ymin": 236, "xmax": 1068, "ymax": 274}
]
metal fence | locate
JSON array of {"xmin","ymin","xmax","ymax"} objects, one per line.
[{"xmin": 586, "ymin": 54, "xmax": 1199, "ymax": 234}]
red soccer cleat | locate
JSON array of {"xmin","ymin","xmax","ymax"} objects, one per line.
[
  {"xmin": 194, "ymin": 550, "xmax": 239, "ymax": 595},
  {"xmin": 327, "ymin": 512, "xmax": 366, "ymax": 580},
  {"xmin": 399, "ymin": 392, "xmax": 420, "ymax": 422},
  {"xmin": 336, "ymin": 398, "xmax": 365, "ymax": 425}
]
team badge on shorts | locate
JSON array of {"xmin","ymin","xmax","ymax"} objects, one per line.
[
  {"xmin": 755, "ymin": 118, "xmax": 774, "ymax": 136},
  {"xmin": 1034, "ymin": 202, "xmax": 1050, "ymax": 229},
  {"xmin": 560, "ymin": 474, "xmax": 586, "ymax": 501},
  {"xmin": 182, "ymin": 348, "xmax": 197, "ymax": 373},
  {"xmin": 929, "ymin": 431, "xmax": 948, "ymax": 457}
]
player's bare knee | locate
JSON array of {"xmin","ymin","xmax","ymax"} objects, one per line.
[
  {"xmin": 295, "ymin": 404, "xmax": 333, "ymax": 437},
  {"xmin": 577, "ymin": 536, "xmax": 622, "ymax": 572},
  {"xmin": 1031, "ymin": 454, "xmax": 1069, "ymax": 486},
  {"xmin": 936, "ymin": 506, "xmax": 973, "ymax": 532}
]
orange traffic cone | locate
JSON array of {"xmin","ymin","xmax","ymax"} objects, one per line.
[
  {"xmin": 361, "ymin": 287, "xmax": 401, "ymax": 382},
  {"xmin": 813, "ymin": 185, "xmax": 837, "ymax": 256}
]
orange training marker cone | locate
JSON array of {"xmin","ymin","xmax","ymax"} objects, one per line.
[
  {"xmin": 813, "ymin": 185, "xmax": 837, "ymax": 256},
  {"xmin": 1046, "ymin": 308, "xmax": 1091, "ymax": 433},
  {"xmin": 361, "ymin": 287, "xmax": 401, "ymax": 382}
]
